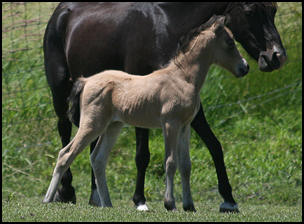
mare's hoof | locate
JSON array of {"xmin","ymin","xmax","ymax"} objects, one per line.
[
  {"xmin": 136, "ymin": 203, "xmax": 149, "ymax": 211},
  {"xmin": 219, "ymin": 202, "xmax": 239, "ymax": 213},
  {"xmin": 53, "ymin": 187, "xmax": 76, "ymax": 204}
]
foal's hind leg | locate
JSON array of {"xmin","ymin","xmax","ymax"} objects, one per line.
[
  {"xmin": 90, "ymin": 122, "xmax": 123, "ymax": 207},
  {"xmin": 89, "ymin": 139, "xmax": 101, "ymax": 206},
  {"xmin": 43, "ymin": 138, "xmax": 75, "ymax": 203},
  {"xmin": 177, "ymin": 125, "xmax": 195, "ymax": 212},
  {"xmin": 43, "ymin": 117, "xmax": 107, "ymax": 203}
]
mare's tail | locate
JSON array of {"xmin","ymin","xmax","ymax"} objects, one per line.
[{"xmin": 68, "ymin": 78, "xmax": 86, "ymax": 126}]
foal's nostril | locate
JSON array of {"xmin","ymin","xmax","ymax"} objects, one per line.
[{"xmin": 237, "ymin": 59, "xmax": 249, "ymax": 77}]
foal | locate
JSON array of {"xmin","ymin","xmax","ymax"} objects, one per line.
[{"xmin": 43, "ymin": 16, "xmax": 249, "ymax": 211}]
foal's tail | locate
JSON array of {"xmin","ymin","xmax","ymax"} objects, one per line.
[{"xmin": 68, "ymin": 78, "xmax": 86, "ymax": 126}]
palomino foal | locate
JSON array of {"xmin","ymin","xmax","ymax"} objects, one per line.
[{"xmin": 43, "ymin": 16, "xmax": 249, "ymax": 211}]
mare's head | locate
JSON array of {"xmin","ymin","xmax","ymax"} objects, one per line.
[
  {"xmin": 204, "ymin": 16, "xmax": 249, "ymax": 78},
  {"xmin": 224, "ymin": 2, "xmax": 286, "ymax": 72}
]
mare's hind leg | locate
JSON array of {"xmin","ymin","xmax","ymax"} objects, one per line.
[
  {"xmin": 90, "ymin": 122, "xmax": 123, "ymax": 207},
  {"xmin": 51, "ymin": 86, "xmax": 76, "ymax": 204},
  {"xmin": 177, "ymin": 125, "xmax": 195, "ymax": 212},
  {"xmin": 44, "ymin": 23, "xmax": 76, "ymax": 203},
  {"xmin": 46, "ymin": 66, "xmax": 76, "ymax": 203},
  {"xmin": 191, "ymin": 103, "xmax": 238, "ymax": 213}
]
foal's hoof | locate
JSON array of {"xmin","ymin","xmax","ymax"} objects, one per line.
[
  {"xmin": 42, "ymin": 197, "xmax": 52, "ymax": 204},
  {"xmin": 164, "ymin": 201, "xmax": 177, "ymax": 211},
  {"xmin": 219, "ymin": 202, "xmax": 239, "ymax": 213},
  {"xmin": 183, "ymin": 204, "xmax": 196, "ymax": 212},
  {"xmin": 53, "ymin": 187, "xmax": 76, "ymax": 204},
  {"xmin": 89, "ymin": 189, "xmax": 101, "ymax": 207}
]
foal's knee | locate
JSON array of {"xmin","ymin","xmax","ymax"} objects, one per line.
[{"xmin": 165, "ymin": 156, "xmax": 177, "ymax": 175}]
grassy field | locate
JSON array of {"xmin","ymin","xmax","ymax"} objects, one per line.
[
  {"xmin": 2, "ymin": 2, "xmax": 302, "ymax": 222},
  {"xmin": 2, "ymin": 197, "xmax": 302, "ymax": 222}
]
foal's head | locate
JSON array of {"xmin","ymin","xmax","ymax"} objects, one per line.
[
  {"xmin": 182, "ymin": 16, "xmax": 249, "ymax": 78},
  {"xmin": 207, "ymin": 16, "xmax": 249, "ymax": 78}
]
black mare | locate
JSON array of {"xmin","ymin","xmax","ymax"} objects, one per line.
[{"xmin": 44, "ymin": 2, "xmax": 286, "ymax": 212}]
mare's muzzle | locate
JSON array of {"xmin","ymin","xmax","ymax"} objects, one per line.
[{"xmin": 258, "ymin": 45, "xmax": 287, "ymax": 72}]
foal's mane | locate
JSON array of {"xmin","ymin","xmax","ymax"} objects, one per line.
[{"xmin": 174, "ymin": 15, "xmax": 223, "ymax": 58}]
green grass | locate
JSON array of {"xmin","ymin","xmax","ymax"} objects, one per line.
[
  {"xmin": 2, "ymin": 2, "xmax": 302, "ymax": 221},
  {"xmin": 2, "ymin": 197, "xmax": 302, "ymax": 222}
]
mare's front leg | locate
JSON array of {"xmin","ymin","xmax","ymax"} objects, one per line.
[
  {"xmin": 177, "ymin": 125, "xmax": 195, "ymax": 212},
  {"xmin": 163, "ymin": 122, "xmax": 180, "ymax": 211},
  {"xmin": 191, "ymin": 103, "xmax": 238, "ymax": 213},
  {"xmin": 132, "ymin": 127, "xmax": 150, "ymax": 211}
]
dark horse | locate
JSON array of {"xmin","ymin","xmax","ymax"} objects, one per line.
[{"xmin": 44, "ymin": 2, "xmax": 286, "ymax": 212}]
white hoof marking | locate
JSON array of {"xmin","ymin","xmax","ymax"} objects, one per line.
[{"xmin": 137, "ymin": 204, "xmax": 149, "ymax": 211}]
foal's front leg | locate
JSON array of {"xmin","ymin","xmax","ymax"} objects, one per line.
[
  {"xmin": 177, "ymin": 125, "xmax": 195, "ymax": 212},
  {"xmin": 162, "ymin": 122, "xmax": 180, "ymax": 211}
]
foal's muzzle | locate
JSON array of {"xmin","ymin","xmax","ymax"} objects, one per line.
[{"xmin": 236, "ymin": 58, "xmax": 249, "ymax": 78}]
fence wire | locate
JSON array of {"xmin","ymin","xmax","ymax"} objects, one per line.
[{"xmin": 2, "ymin": 2, "xmax": 302, "ymax": 150}]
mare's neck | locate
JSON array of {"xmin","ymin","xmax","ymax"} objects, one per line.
[{"xmin": 159, "ymin": 3, "xmax": 227, "ymax": 37}]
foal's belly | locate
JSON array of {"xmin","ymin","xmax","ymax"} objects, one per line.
[{"xmin": 112, "ymin": 109, "xmax": 162, "ymax": 129}]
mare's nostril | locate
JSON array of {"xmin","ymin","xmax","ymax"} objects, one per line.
[{"xmin": 275, "ymin": 51, "xmax": 287, "ymax": 66}]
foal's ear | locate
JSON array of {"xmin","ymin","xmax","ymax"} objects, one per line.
[
  {"xmin": 216, "ymin": 16, "xmax": 226, "ymax": 26},
  {"xmin": 213, "ymin": 16, "xmax": 226, "ymax": 34}
]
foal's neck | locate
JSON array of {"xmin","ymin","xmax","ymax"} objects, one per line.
[{"xmin": 167, "ymin": 32, "xmax": 215, "ymax": 95}]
